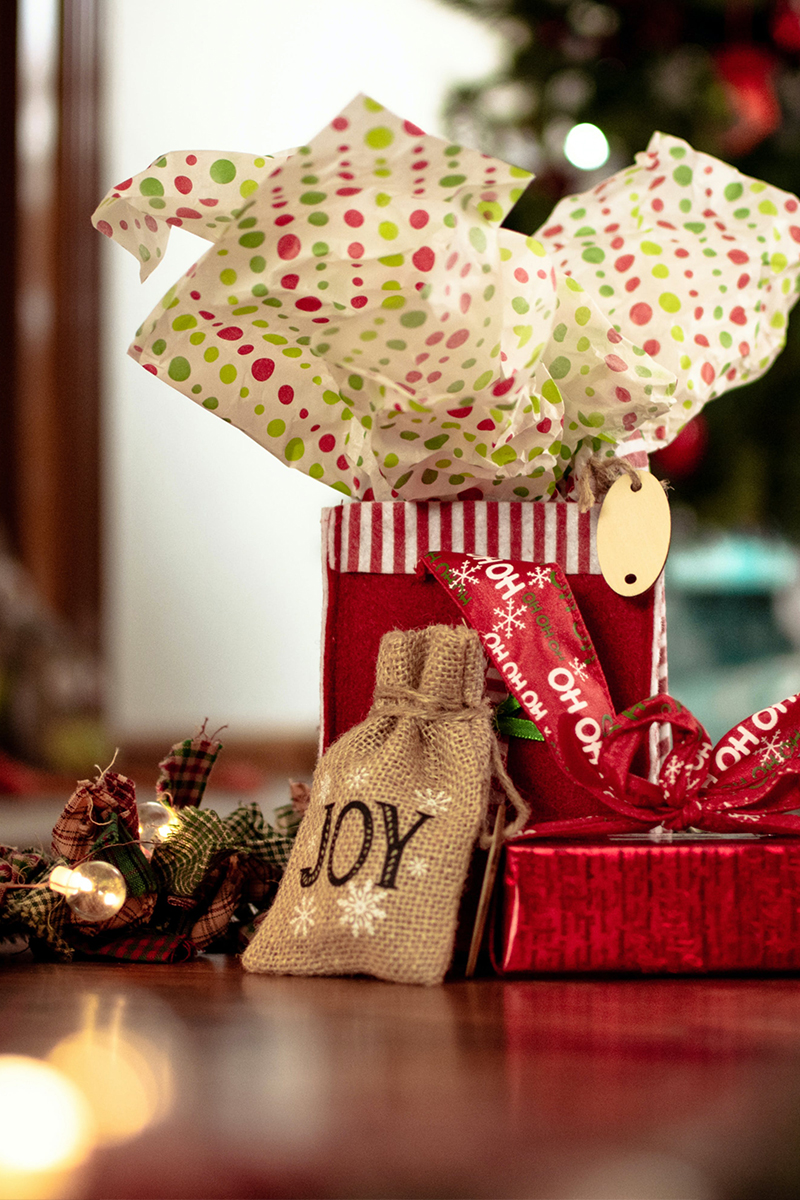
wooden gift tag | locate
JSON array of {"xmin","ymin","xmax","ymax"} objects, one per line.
[{"xmin": 596, "ymin": 470, "xmax": 671, "ymax": 596}]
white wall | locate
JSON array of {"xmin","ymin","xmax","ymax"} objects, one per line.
[{"xmin": 103, "ymin": 0, "xmax": 506, "ymax": 738}]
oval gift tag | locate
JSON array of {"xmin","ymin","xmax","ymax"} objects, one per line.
[{"xmin": 596, "ymin": 470, "xmax": 671, "ymax": 596}]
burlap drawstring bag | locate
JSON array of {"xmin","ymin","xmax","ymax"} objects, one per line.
[{"xmin": 242, "ymin": 624, "xmax": 527, "ymax": 985}]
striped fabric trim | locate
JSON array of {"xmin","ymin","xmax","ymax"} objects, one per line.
[{"xmin": 322, "ymin": 501, "xmax": 601, "ymax": 575}]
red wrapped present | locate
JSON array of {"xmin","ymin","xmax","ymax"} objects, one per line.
[
  {"xmin": 497, "ymin": 835, "xmax": 800, "ymax": 974},
  {"xmin": 320, "ymin": 498, "xmax": 668, "ymax": 825}
]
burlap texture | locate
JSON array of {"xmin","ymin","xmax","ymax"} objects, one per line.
[{"xmin": 242, "ymin": 625, "xmax": 492, "ymax": 985}]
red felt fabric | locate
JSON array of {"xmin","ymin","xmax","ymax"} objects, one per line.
[
  {"xmin": 322, "ymin": 567, "xmax": 657, "ymax": 824},
  {"xmin": 497, "ymin": 837, "xmax": 800, "ymax": 974}
]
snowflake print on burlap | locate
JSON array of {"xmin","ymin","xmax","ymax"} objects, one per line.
[
  {"xmin": 448, "ymin": 559, "xmax": 481, "ymax": 589},
  {"xmin": 346, "ymin": 766, "xmax": 371, "ymax": 790},
  {"xmin": 493, "ymin": 599, "xmax": 527, "ymax": 638},
  {"xmin": 407, "ymin": 857, "xmax": 429, "ymax": 879},
  {"xmin": 290, "ymin": 894, "xmax": 317, "ymax": 938},
  {"xmin": 569, "ymin": 658, "xmax": 589, "ymax": 682},
  {"xmin": 315, "ymin": 773, "xmax": 332, "ymax": 803},
  {"xmin": 413, "ymin": 787, "xmax": 451, "ymax": 816},
  {"xmin": 527, "ymin": 566, "xmax": 552, "ymax": 589},
  {"xmin": 337, "ymin": 879, "xmax": 389, "ymax": 938}
]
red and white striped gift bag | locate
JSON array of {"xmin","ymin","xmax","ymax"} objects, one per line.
[{"xmin": 320, "ymin": 499, "xmax": 667, "ymax": 827}]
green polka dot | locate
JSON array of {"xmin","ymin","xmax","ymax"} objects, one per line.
[
  {"xmin": 285, "ymin": 437, "xmax": 304, "ymax": 461},
  {"xmin": 309, "ymin": 463, "xmax": 324, "ymax": 479},
  {"xmin": 365, "ymin": 126, "xmax": 394, "ymax": 149},
  {"xmin": 440, "ymin": 174, "xmax": 466, "ymax": 188},
  {"xmin": 673, "ymin": 165, "xmax": 692, "ymax": 186},
  {"xmin": 684, "ymin": 222, "xmax": 705, "ymax": 234},
  {"xmin": 254, "ymin": 403, "xmax": 264, "ymax": 415},
  {"xmin": 641, "ymin": 241, "xmax": 662, "ymax": 256},
  {"xmin": 204, "ymin": 347, "xmax": 219, "ymax": 362},
  {"xmin": 425, "ymin": 434, "xmax": 449, "ymax": 450},
  {"xmin": 772, "ymin": 311, "xmax": 787, "ymax": 328},
  {"xmin": 189, "ymin": 332, "xmax": 205, "ymax": 345},
  {"xmin": 202, "ymin": 396, "xmax": 218, "ymax": 410},
  {"xmin": 378, "ymin": 221, "xmax": 399, "ymax": 240},
  {"xmin": 599, "ymin": 285, "xmax": 614, "ymax": 297},
  {"xmin": 574, "ymin": 307, "xmax": 591, "ymax": 326},
  {"xmin": 473, "ymin": 370, "xmax": 492, "ymax": 390},
  {"xmin": 759, "ymin": 199, "xmax": 778, "ymax": 215},
  {"xmin": 152, "ymin": 338, "xmax": 166, "ymax": 355},
  {"xmin": 577, "ymin": 335, "xmax": 590, "ymax": 351},
  {"xmin": 446, "ymin": 380, "xmax": 465, "ymax": 393},
  {"xmin": 771, "ymin": 252, "xmax": 788, "ymax": 272},
  {"xmin": 300, "ymin": 191, "xmax": 327, "ymax": 205},
  {"xmin": 491, "ymin": 445, "xmax": 517, "ymax": 467},
  {"xmin": 652, "ymin": 264, "xmax": 669, "ymax": 279},
  {"xmin": 680, "ymin": 354, "xmax": 691, "ymax": 369},
  {"xmin": 733, "ymin": 207, "xmax": 750, "ymax": 219},
  {"xmin": 139, "ymin": 177, "xmax": 164, "ymax": 197},
  {"xmin": 553, "ymin": 323, "xmax": 567, "ymax": 343},
  {"xmin": 239, "ymin": 179, "xmax": 258, "ymax": 198},
  {"xmin": 512, "ymin": 297, "xmax": 530, "ymax": 314},
  {"xmin": 483, "ymin": 285, "xmax": 495, "ymax": 302},
  {"xmin": 252, "ymin": 284, "xmax": 267, "ymax": 297},
  {"xmin": 549, "ymin": 356, "xmax": 571, "ymax": 380},
  {"xmin": 400, "ymin": 311, "xmax": 426, "ymax": 328},
  {"xmin": 172, "ymin": 314, "xmax": 197, "ymax": 331},
  {"xmin": 267, "ymin": 419, "xmax": 285, "ymax": 438},
  {"xmin": 421, "ymin": 468, "xmax": 438, "ymax": 486},
  {"xmin": 659, "ymin": 292, "xmax": 681, "ymax": 313},
  {"xmin": 541, "ymin": 379, "xmax": 562, "ymax": 405},
  {"xmin": 375, "ymin": 192, "xmax": 392, "ymax": 206},
  {"xmin": 469, "ymin": 227, "xmax": 487, "ymax": 253},
  {"xmin": 191, "ymin": 384, "xmax": 202, "ymax": 394},
  {"xmin": 720, "ymin": 331, "xmax": 732, "ymax": 347},
  {"xmin": 312, "ymin": 242, "xmax": 329, "ymax": 257},
  {"xmin": 219, "ymin": 364, "xmax": 237, "ymax": 384},
  {"xmin": 168, "ymin": 356, "xmax": 190, "ymax": 381},
  {"xmin": 526, "ymin": 237, "xmax": 546, "ymax": 257},
  {"xmin": 478, "ymin": 201, "xmax": 503, "ymax": 222},
  {"xmin": 220, "ymin": 268, "xmax": 237, "ymax": 286},
  {"xmin": 210, "ymin": 159, "xmax": 236, "ymax": 184},
  {"xmin": 383, "ymin": 453, "xmax": 399, "ymax": 469},
  {"xmin": 139, "ymin": 244, "xmax": 150, "ymax": 262},
  {"xmin": 386, "ymin": 339, "xmax": 406, "ymax": 351},
  {"xmin": 249, "ymin": 256, "xmax": 266, "ymax": 273},
  {"xmin": 449, "ymin": 474, "xmax": 466, "ymax": 485},
  {"xmin": 581, "ymin": 246, "xmax": 604, "ymax": 264},
  {"xmin": 309, "ymin": 212, "xmax": 328, "ymax": 226},
  {"xmin": 238, "ymin": 231, "xmax": 264, "ymax": 249},
  {"xmin": 381, "ymin": 296, "xmax": 405, "ymax": 309},
  {"xmin": 671, "ymin": 326, "xmax": 684, "ymax": 342},
  {"xmin": 724, "ymin": 182, "xmax": 743, "ymax": 201}
]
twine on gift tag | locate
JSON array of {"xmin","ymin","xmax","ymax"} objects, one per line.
[{"xmin": 575, "ymin": 453, "xmax": 643, "ymax": 512}]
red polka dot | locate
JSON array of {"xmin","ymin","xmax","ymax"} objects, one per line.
[
  {"xmin": 299, "ymin": 408, "xmax": 308, "ymax": 419},
  {"xmin": 446, "ymin": 328, "xmax": 469, "ymax": 349},
  {"xmin": 114, "ymin": 178, "xmax": 132, "ymax": 191},
  {"xmin": 605, "ymin": 354, "xmax": 628, "ymax": 372},
  {"xmin": 190, "ymin": 290, "xmax": 201, "ymax": 300},
  {"xmin": 277, "ymin": 234, "xmax": 301, "ymax": 260},
  {"xmin": 790, "ymin": 226, "xmax": 800, "ymax": 243},
  {"xmin": 296, "ymin": 296, "xmax": 322, "ymax": 311},
  {"xmin": 739, "ymin": 341, "xmax": 750, "ymax": 355},
  {"xmin": 611, "ymin": 236, "xmax": 625, "ymax": 249},
  {"xmin": 623, "ymin": 411, "xmax": 637, "ymax": 431},
  {"xmin": 337, "ymin": 187, "xmax": 361, "ymax": 197},
  {"xmin": 701, "ymin": 363, "xmax": 715, "ymax": 385},
  {"xmin": 694, "ymin": 334, "xmax": 709, "ymax": 347},
  {"xmin": 459, "ymin": 294, "xmax": 471, "ymax": 314},
  {"xmin": 352, "ymin": 277, "xmax": 363, "ymax": 286},
  {"xmin": 616, "ymin": 386, "xmax": 631, "ymax": 402},
  {"xmin": 275, "ymin": 214, "xmax": 294, "ymax": 227},
  {"xmin": 404, "ymin": 119, "xmax": 425, "ymax": 135},
  {"xmin": 97, "ymin": 219, "xmax": 112, "ymax": 237},
  {"xmin": 185, "ymin": 155, "xmax": 197, "ymax": 166},
  {"xmin": 412, "ymin": 160, "xmax": 428, "ymax": 171},
  {"xmin": 119, "ymin": 220, "xmax": 129, "ymax": 230},
  {"xmin": 348, "ymin": 242, "xmax": 364, "ymax": 258},
  {"xmin": 145, "ymin": 214, "xmax": 158, "ymax": 232},
  {"xmin": 629, "ymin": 302, "xmax": 652, "ymax": 326},
  {"xmin": 514, "ymin": 268, "xmax": 529, "ymax": 283},
  {"xmin": 492, "ymin": 377, "xmax": 516, "ymax": 397},
  {"xmin": 446, "ymin": 252, "xmax": 459, "ymax": 270},
  {"xmin": 175, "ymin": 176, "xmax": 192, "ymax": 194},
  {"xmin": 651, "ymin": 198, "xmax": 663, "ymax": 212},
  {"xmin": 351, "ymin": 296, "xmax": 368, "ymax": 308},
  {"xmin": 625, "ymin": 277, "xmax": 641, "ymax": 293},
  {"xmin": 738, "ymin": 273, "xmax": 750, "ymax": 289},
  {"xmin": 237, "ymin": 344, "xmax": 254, "ymax": 355},
  {"xmin": 281, "ymin": 274, "xmax": 299, "ymax": 290},
  {"xmin": 199, "ymin": 310, "xmax": 215, "ymax": 320},
  {"xmin": 730, "ymin": 306, "xmax": 747, "ymax": 325},
  {"xmin": 412, "ymin": 247, "xmax": 435, "ymax": 272},
  {"xmin": 536, "ymin": 418, "xmax": 551, "ymax": 434},
  {"xmin": 726, "ymin": 367, "xmax": 737, "ymax": 380},
  {"xmin": 615, "ymin": 254, "xmax": 634, "ymax": 272},
  {"xmin": 279, "ymin": 385, "xmax": 294, "ymax": 405},
  {"xmin": 176, "ymin": 207, "xmax": 201, "ymax": 219},
  {"xmin": 143, "ymin": 363, "xmax": 158, "ymax": 375},
  {"xmin": 542, "ymin": 224, "xmax": 563, "ymax": 238},
  {"xmin": 477, "ymin": 418, "xmax": 496, "ymax": 431},
  {"xmin": 332, "ymin": 116, "xmax": 349, "ymax": 131},
  {"xmin": 675, "ymin": 248, "xmax": 689, "ymax": 258},
  {"xmin": 252, "ymin": 358, "xmax": 275, "ymax": 382},
  {"xmin": 426, "ymin": 332, "xmax": 444, "ymax": 346},
  {"xmin": 344, "ymin": 209, "xmax": 364, "ymax": 227},
  {"xmin": 447, "ymin": 406, "xmax": 474, "ymax": 418},
  {"xmin": 218, "ymin": 326, "xmax": 243, "ymax": 340},
  {"xmin": 409, "ymin": 209, "xmax": 429, "ymax": 229},
  {"xmin": 406, "ymin": 371, "xmax": 422, "ymax": 383},
  {"xmin": 319, "ymin": 433, "xmax": 335, "ymax": 452},
  {"xmin": 728, "ymin": 249, "xmax": 749, "ymax": 265},
  {"xmin": 199, "ymin": 198, "xmax": 218, "ymax": 207},
  {"xmin": 427, "ymin": 371, "xmax": 442, "ymax": 383},
  {"xmin": 337, "ymin": 455, "xmax": 349, "ymax": 472},
  {"xmin": 787, "ymin": 199, "xmax": 798, "ymax": 212},
  {"xmin": 607, "ymin": 329, "xmax": 623, "ymax": 344}
]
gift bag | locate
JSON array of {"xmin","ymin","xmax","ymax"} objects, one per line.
[
  {"xmin": 242, "ymin": 624, "xmax": 518, "ymax": 985},
  {"xmin": 321, "ymin": 497, "xmax": 668, "ymax": 827}
]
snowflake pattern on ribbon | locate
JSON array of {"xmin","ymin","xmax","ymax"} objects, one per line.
[
  {"xmin": 493, "ymin": 599, "xmax": 527, "ymax": 638},
  {"xmin": 290, "ymin": 894, "xmax": 317, "ymax": 938},
  {"xmin": 527, "ymin": 566, "xmax": 552, "ymax": 589},
  {"xmin": 336, "ymin": 879, "xmax": 389, "ymax": 938}
]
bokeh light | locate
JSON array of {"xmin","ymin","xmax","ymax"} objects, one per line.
[{"xmin": 564, "ymin": 121, "xmax": 610, "ymax": 169}]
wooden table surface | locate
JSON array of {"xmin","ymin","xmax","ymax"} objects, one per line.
[{"xmin": 4, "ymin": 955, "xmax": 800, "ymax": 1199}]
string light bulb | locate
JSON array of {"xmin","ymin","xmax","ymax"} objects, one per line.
[
  {"xmin": 48, "ymin": 862, "xmax": 127, "ymax": 922},
  {"xmin": 138, "ymin": 799, "xmax": 181, "ymax": 856}
]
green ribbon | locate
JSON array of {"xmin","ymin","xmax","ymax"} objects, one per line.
[{"xmin": 494, "ymin": 695, "xmax": 544, "ymax": 742}]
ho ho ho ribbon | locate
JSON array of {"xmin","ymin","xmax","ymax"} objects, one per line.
[{"xmin": 421, "ymin": 550, "xmax": 800, "ymax": 837}]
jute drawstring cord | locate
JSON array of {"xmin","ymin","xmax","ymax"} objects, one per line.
[
  {"xmin": 372, "ymin": 684, "xmax": 530, "ymax": 844},
  {"xmin": 575, "ymin": 453, "xmax": 642, "ymax": 512}
]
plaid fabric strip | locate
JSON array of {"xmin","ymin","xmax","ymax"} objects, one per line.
[
  {"xmin": 189, "ymin": 854, "xmax": 246, "ymax": 950},
  {"xmin": 71, "ymin": 929, "xmax": 198, "ymax": 962},
  {"xmin": 52, "ymin": 772, "xmax": 138, "ymax": 862},
  {"xmin": 156, "ymin": 733, "xmax": 222, "ymax": 810},
  {"xmin": 3, "ymin": 882, "xmax": 72, "ymax": 959},
  {"xmin": 90, "ymin": 817, "xmax": 158, "ymax": 899}
]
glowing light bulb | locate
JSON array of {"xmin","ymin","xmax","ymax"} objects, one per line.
[
  {"xmin": 138, "ymin": 800, "xmax": 180, "ymax": 855},
  {"xmin": 563, "ymin": 122, "xmax": 610, "ymax": 170},
  {"xmin": 0, "ymin": 1055, "xmax": 94, "ymax": 1197},
  {"xmin": 48, "ymin": 862, "xmax": 126, "ymax": 922}
]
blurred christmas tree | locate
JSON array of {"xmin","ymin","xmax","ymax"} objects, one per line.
[{"xmin": 443, "ymin": 0, "xmax": 800, "ymax": 534}]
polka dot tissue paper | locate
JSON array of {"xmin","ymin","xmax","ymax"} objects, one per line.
[{"xmin": 93, "ymin": 94, "xmax": 800, "ymax": 502}]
